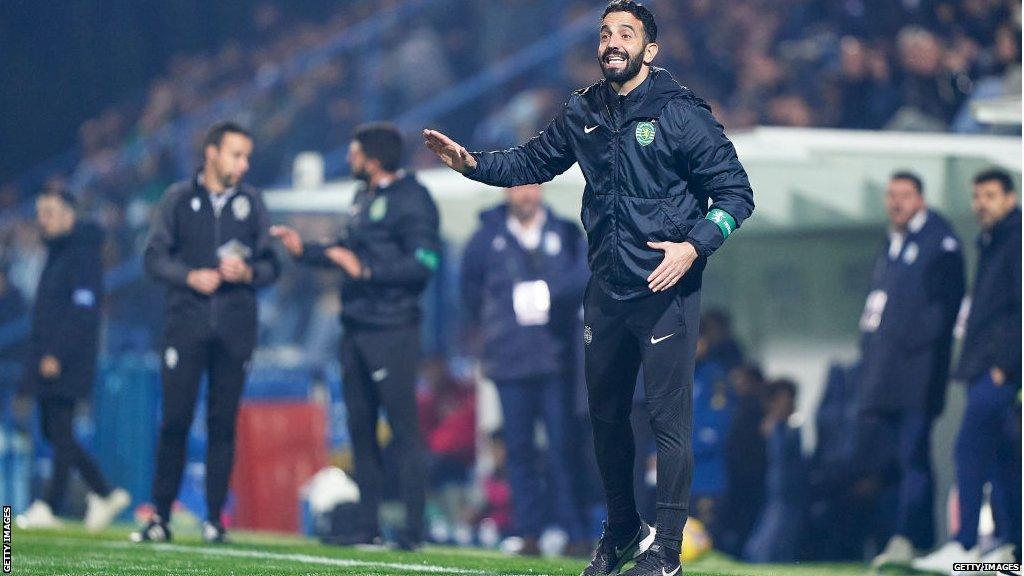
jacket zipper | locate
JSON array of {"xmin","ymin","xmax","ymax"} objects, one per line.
[
  {"xmin": 211, "ymin": 196, "xmax": 222, "ymax": 332},
  {"xmin": 611, "ymin": 96, "xmax": 624, "ymax": 285}
]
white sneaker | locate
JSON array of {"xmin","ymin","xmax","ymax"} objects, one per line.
[
  {"xmin": 84, "ymin": 488, "xmax": 131, "ymax": 532},
  {"xmin": 15, "ymin": 500, "xmax": 63, "ymax": 529},
  {"xmin": 872, "ymin": 534, "xmax": 915, "ymax": 568},
  {"xmin": 912, "ymin": 541, "xmax": 978, "ymax": 574}
]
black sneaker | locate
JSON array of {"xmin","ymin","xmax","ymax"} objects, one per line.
[
  {"xmin": 621, "ymin": 543, "xmax": 681, "ymax": 576},
  {"xmin": 580, "ymin": 521, "xmax": 655, "ymax": 576},
  {"xmin": 130, "ymin": 516, "xmax": 172, "ymax": 543},
  {"xmin": 202, "ymin": 521, "xmax": 229, "ymax": 544}
]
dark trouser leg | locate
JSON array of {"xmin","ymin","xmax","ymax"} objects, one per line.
[
  {"xmin": 152, "ymin": 337, "xmax": 206, "ymax": 520},
  {"xmin": 991, "ymin": 403, "xmax": 1022, "ymax": 549},
  {"xmin": 584, "ymin": 281, "xmax": 642, "ymax": 539},
  {"xmin": 204, "ymin": 338, "xmax": 247, "ymax": 523},
  {"xmin": 496, "ymin": 378, "xmax": 544, "ymax": 538},
  {"xmin": 41, "ymin": 397, "xmax": 111, "ymax": 510},
  {"xmin": 370, "ymin": 326, "xmax": 426, "ymax": 542},
  {"xmin": 631, "ymin": 380, "xmax": 658, "ymax": 525},
  {"xmin": 954, "ymin": 374, "xmax": 1016, "ymax": 550},
  {"xmin": 639, "ymin": 287, "xmax": 699, "ymax": 550},
  {"xmin": 895, "ymin": 410, "xmax": 934, "ymax": 550},
  {"xmin": 541, "ymin": 374, "xmax": 586, "ymax": 540},
  {"xmin": 341, "ymin": 330, "xmax": 383, "ymax": 536}
]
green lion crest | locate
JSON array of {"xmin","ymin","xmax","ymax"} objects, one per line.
[{"xmin": 635, "ymin": 121, "xmax": 656, "ymax": 146}]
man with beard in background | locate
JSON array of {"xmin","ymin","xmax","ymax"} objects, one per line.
[{"xmin": 273, "ymin": 123, "xmax": 441, "ymax": 551}]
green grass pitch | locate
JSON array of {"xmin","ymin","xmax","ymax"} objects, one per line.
[{"xmin": 12, "ymin": 524, "xmax": 872, "ymax": 575}]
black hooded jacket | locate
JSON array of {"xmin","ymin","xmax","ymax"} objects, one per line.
[
  {"xmin": 466, "ymin": 67, "xmax": 754, "ymax": 300},
  {"xmin": 25, "ymin": 221, "xmax": 104, "ymax": 400}
]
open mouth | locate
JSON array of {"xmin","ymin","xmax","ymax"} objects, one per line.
[{"xmin": 603, "ymin": 52, "xmax": 628, "ymax": 66}]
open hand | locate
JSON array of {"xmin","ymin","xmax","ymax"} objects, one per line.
[
  {"xmin": 423, "ymin": 129, "xmax": 477, "ymax": 174},
  {"xmin": 270, "ymin": 225, "xmax": 304, "ymax": 257},
  {"xmin": 646, "ymin": 241, "xmax": 699, "ymax": 292}
]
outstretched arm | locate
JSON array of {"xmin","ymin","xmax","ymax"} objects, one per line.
[{"xmin": 423, "ymin": 99, "xmax": 576, "ymax": 187}]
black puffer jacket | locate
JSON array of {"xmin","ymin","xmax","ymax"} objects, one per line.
[
  {"xmin": 25, "ymin": 222, "xmax": 103, "ymax": 400},
  {"xmin": 467, "ymin": 67, "xmax": 754, "ymax": 300},
  {"xmin": 301, "ymin": 172, "xmax": 441, "ymax": 329}
]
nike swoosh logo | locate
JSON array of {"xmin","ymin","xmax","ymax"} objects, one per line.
[
  {"xmin": 650, "ymin": 333, "xmax": 675, "ymax": 345},
  {"xmin": 584, "ymin": 125, "xmax": 599, "ymax": 133},
  {"xmin": 663, "ymin": 568, "xmax": 680, "ymax": 576}
]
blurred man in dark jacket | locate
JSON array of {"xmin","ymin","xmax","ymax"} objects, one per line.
[
  {"xmin": 273, "ymin": 123, "xmax": 440, "ymax": 550},
  {"xmin": 461, "ymin": 184, "xmax": 590, "ymax": 555},
  {"xmin": 15, "ymin": 189, "xmax": 129, "ymax": 531},
  {"xmin": 135, "ymin": 122, "xmax": 280, "ymax": 544},
  {"xmin": 861, "ymin": 172, "xmax": 965, "ymax": 569},
  {"xmin": 913, "ymin": 168, "xmax": 1021, "ymax": 571}
]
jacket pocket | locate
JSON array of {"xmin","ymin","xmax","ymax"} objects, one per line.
[{"xmin": 657, "ymin": 201, "xmax": 690, "ymax": 242}]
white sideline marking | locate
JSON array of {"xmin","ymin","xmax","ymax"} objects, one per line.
[{"xmin": 91, "ymin": 540, "xmax": 550, "ymax": 575}]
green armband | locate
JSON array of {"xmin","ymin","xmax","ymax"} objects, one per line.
[
  {"xmin": 706, "ymin": 208, "xmax": 736, "ymax": 239},
  {"xmin": 415, "ymin": 248, "xmax": 440, "ymax": 271}
]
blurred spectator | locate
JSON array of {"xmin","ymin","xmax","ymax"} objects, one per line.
[
  {"xmin": 0, "ymin": 265, "xmax": 27, "ymax": 406},
  {"xmin": 475, "ymin": 432, "xmax": 513, "ymax": 539},
  {"xmin": 887, "ymin": 26, "xmax": 971, "ymax": 131},
  {"xmin": 718, "ymin": 363, "xmax": 768, "ymax": 557},
  {"xmin": 743, "ymin": 378, "xmax": 807, "ymax": 563},
  {"xmin": 700, "ymin": 309, "xmax": 745, "ymax": 374},
  {"xmin": 689, "ymin": 331, "xmax": 733, "ymax": 545},
  {"xmin": 459, "ymin": 184, "xmax": 590, "ymax": 555}
]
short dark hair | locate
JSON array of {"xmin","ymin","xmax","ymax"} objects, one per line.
[
  {"xmin": 891, "ymin": 170, "xmax": 924, "ymax": 196},
  {"xmin": 603, "ymin": 0, "xmax": 658, "ymax": 44},
  {"xmin": 973, "ymin": 167, "xmax": 1016, "ymax": 194},
  {"xmin": 353, "ymin": 123, "xmax": 404, "ymax": 172},
  {"xmin": 203, "ymin": 121, "xmax": 252, "ymax": 150}
]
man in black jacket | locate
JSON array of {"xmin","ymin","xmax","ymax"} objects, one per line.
[
  {"xmin": 134, "ymin": 122, "xmax": 280, "ymax": 544},
  {"xmin": 913, "ymin": 168, "xmax": 1021, "ymax": 571},
  {"xmin": 859, "ymin": 172, "xmax": 965, "ymax": 569},
  {"xmin": 16, "ymin": 189, "xmax": 130, "ymax": 532},
  {"xmin": 272, "ymin": 123, "xmax": 440, "ymax": 550},
  {"xmin": 424, "ymin": 2, "xmax": 754, "ymax": 574}
]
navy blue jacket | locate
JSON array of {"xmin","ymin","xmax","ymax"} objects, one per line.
[
  {"xmin": 460, "ymin": 204, "xmax": 589, "ymax": 381},
  {"xmin": 466, "ymin": 68, "xmax": 754, "ymax": 300},
  {"xmin": 956, "ymin": 208, "xmax": 1021, "ymax": 384},
  {"xmin": 858, "ymin": 209, "xmax": 965, "ymax": 415},
  {"xmin": 24, "ymin": 222, "xmax": 103, "ymax": 400}
]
